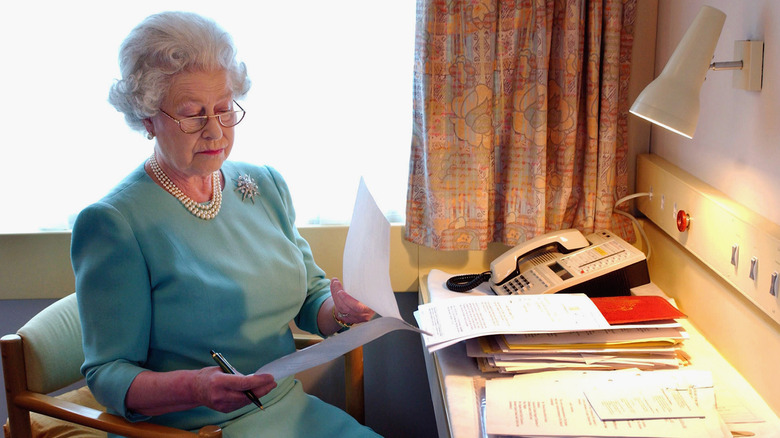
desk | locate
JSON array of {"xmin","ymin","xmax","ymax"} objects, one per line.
[{"xmin": 419, "ymin": 274, "xmax": 780, "ymax": 438}]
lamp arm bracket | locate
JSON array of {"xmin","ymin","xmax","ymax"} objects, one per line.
[{"xmin": 709, "ymin": 60, "xmax": 743, "ymax": 71}]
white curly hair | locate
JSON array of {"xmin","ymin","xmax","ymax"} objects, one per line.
[{"xmin": 108, "ymin": 11, "xmax": 250, "ymax": 133}]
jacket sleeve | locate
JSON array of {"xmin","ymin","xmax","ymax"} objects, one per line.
[
  {"xmin": 263, "ymin": 166, "xmax": 332, "ymax": 336},
  {"xmin": 71, "ymin": 202, "xmax": 153, "ymax": 422}
]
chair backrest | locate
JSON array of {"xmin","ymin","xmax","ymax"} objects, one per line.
[
  {"xmin": 2, "ymin": 294, "xmax": 223, "ymax": 437},
  {"xmin": 15, "ymin": 293, "xmax": 84, "ymax": 393}
]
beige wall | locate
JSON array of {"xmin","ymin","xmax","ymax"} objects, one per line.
[
  {"xmin": 0, "ymin": 225, "xmax": 511, "ymax": 300},
  {"xmin": 648, "ymin": 0, "xmax": 780, "ymax": 225},
  {"xmin": 0, "ymin": 232, "xmax": 74, "ymax": 300}
]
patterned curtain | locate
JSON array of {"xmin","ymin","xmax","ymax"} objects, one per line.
[{"xmin": 405, "ymin": 0, "xmax": 637, "ymax": 250}]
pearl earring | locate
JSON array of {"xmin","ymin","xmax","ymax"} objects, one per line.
[{"xmin": 147, "ymin": 132, "xmax": 155, "ymax": 140}]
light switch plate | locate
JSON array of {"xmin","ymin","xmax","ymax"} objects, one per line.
[{"xmin": 636, "ymin": 154, "xmax": 780, "ymax": 325}]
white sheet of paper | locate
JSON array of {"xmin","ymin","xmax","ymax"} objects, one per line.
[
  {"xmin": 342, "ymin": 178, "xmax": 400, "ymax": 319},
  {"xmin": 255, "ymin": 317, "xmax": 420, "ymax": 380},
  {"xmin": 254, "ymin": 178, "xmax": 420, "ymax": 379}
]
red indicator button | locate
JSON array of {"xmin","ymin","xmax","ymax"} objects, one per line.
[{"xmin": 676, "ymin": 209, "xmax": 691, "ymax": 232}]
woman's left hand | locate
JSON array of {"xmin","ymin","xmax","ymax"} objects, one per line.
[{"xmin": 330, "ymin": 277, "xmax": 375, "ymax": 326}]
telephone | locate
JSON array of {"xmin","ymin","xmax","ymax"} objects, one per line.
[{"xmin": 446, "ymin": 229, "xmax": 650, "ymax": 297}]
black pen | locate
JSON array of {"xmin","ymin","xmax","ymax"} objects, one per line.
[{"xmin": 210, "ymin": 350, "xmax": 264, "ymax": 410}]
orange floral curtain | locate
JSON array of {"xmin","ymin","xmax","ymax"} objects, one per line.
[{"xmin": 405, "ymin": 0, "xmax": 637, "ymax": 250}]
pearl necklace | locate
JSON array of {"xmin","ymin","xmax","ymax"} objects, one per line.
[{"xmin": 148, "ymin": 154, "xmax": 222, "ymax": 220}]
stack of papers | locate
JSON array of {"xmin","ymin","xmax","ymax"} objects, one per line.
[
  {"xmin": 416, "ymin": 270, "xmax": 690, "ymax": 373},
  {"xmin": 472, "ymin": 294, "xmax": 690, "ymax": 373},
  {"xmin": 467, "ymin": 325, "xmax": 690, "ymax": 373},
  {"xmin": 418, "ymin": 271, "xmax": 775, "ymax": 437}
]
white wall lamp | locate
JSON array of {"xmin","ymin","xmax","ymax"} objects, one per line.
[{"xmin": 630, "ymin": 5, "xmax": 764, "ymax": 139}]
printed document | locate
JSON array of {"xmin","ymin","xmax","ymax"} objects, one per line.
[
  {"xmin": 584, "ymin": 386, "xmax": 704, "ymax": 420},
  {"xmin": 485, "ymin": 370, "xmax": 730, "ymax": 437},
  {"xmin": 415, "ymin": 293, "xmax": 612, "ymax": 352}
]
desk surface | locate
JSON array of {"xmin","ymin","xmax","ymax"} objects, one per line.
[{"xmin": 419, "ymin": 274, "xmax": 780, "ymax": 438}]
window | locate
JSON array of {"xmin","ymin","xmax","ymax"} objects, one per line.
[{"xmin": 1, "ymin": 1, "xmax": 414, "ymax": 232}]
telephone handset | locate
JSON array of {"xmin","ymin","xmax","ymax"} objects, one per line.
[
  {"xmin": 446, "ymin": 229, "xmax": 650, "ymax": 297},
  {"xmin": 489, "ymin": 228, "xmax": 590, "ymax": 286}
]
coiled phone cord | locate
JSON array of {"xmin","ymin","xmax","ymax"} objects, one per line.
[{"xmin": 445, "ymin": 271, "xmax": 492, "ymax": 292}]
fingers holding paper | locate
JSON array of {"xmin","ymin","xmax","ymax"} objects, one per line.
[{"xmin": 331, "ymin": 277, "xmax": 375, "ymax": 326}]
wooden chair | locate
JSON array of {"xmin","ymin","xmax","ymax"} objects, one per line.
[{"xmin": 2, "ymin": 293, "xmax": 364, "ymax": 438}]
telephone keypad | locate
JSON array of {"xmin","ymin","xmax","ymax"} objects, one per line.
[{"xmin": 503, "ymin": 271, "xmax": 548, "ymax": 295}]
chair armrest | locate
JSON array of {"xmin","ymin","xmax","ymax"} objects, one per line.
[
  {"xmin": 12, "ymin": 392, "xmax": 221, "ymax": 438},
  {"xmin": 344, "ymin": 346, "xmax": 364, "ymax": 424},
  {"xmin": 293, "ymin": 333, "xmax": 323, "ymax": 349},
  {"xmin": 292, "ymin": 332, "xmax": 364, "ymax": 424}
]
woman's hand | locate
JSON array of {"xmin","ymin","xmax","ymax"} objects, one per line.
[
  {"xmin": 192, "ymin": 368, "xmax": 277, "ymax": 413},
  {"xmin": 126, "ymin": 368, "xmax": 277, "ymax": 416},
  {"xmin": 331, "ymin": 278, "xmax": 376, "ymax": 324},
  {"xmin": 318, "ymin": 277, "xmax": 376, "ymax": 336}
]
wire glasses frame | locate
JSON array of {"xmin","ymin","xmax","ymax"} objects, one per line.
[{"xmin": 158, "ymin": 100, "xmax": 246, "ymax": 134}]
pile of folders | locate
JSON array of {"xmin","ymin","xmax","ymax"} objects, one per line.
[{"xmin": 466, "ymin": 295, "xmax": 690, "ymax": 373}]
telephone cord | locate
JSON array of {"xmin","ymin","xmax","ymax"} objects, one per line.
[{"xmin": 445, "ymin": 271, "xmax": 492, "ymax": 292}]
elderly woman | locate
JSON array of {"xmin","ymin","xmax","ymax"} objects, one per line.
[{"xmin": 70, "ymin": 11, "xmax": 380, "ymax": 438}]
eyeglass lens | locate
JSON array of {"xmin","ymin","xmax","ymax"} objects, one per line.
[{"xmin": 179, "ymin": 111, "xmax": 244, "ymax": 133}]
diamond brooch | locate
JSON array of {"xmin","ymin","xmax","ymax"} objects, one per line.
[{"xmin": 235, "ymin": 174, "xmax": 259, "ymax": 203}]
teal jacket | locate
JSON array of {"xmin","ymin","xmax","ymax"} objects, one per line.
[{"xmin": 71, "ymin": 161, "xmax": 331, "ymax": 431}]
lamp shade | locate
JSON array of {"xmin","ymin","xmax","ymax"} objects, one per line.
[{"xmin": 630, "ymin": 6, "xmax": 726, "ymax": 138}]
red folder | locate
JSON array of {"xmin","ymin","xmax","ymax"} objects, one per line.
[{"xmin": 590, "ymin": 295, "xmax": 687, "ymax": 325}]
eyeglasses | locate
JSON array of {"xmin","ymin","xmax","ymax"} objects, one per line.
[{"xmin": 158, "ymin": 100, "xmax": 246, "ymax": 134}]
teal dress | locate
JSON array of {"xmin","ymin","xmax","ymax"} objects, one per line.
[{"xmin": 71, "ymin": 161, "xmax": 380, "ymax": 437}]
